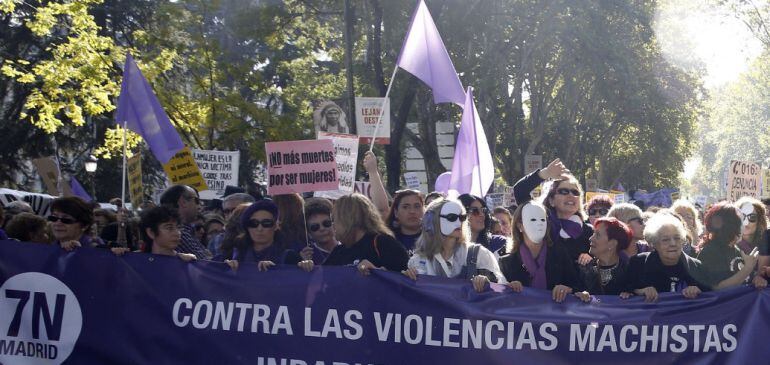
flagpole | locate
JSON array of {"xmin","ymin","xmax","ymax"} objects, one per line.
[
  {"xmin": 368, "ymin": 66, "xmax": 399, "ymax": 152},
  {"xmin": 468, "ymin": 88, "xmax": 483, "ymax": 197},
  {"xmin": 121, "ymin": 120, "xmax": 128, "ymax": 207}
]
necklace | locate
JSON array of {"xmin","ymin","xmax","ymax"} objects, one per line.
[{"xmin": 598, "ymin": 263, "xmax": 618, "ymax": 286}]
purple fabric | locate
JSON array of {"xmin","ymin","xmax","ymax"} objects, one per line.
[
  {"xmin": 70, "ymin": 177, "xmax": 92, "ymax": 202},
  {"xmin": 115, "ymin": 54, "xmax": 185, "ymax": 164},
  {"xmin": 446, "ymin": 87, "xmax": 494, "ymax": 198},
  {"xmin": 548, "ymin": 211, "xmax": 583, "ymax": 239},
  {"xmin": 396, "ymin": 0, "xmax": 465, "ymax": 106},
  {"xmin": 520, "ymin": 243, "xmax": 548, "ymax": 290}
]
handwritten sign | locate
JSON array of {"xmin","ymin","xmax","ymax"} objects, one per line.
[
  {"xmin": 314, "ymin": 181, "xmax": 372, "ymax": 200},
  {"xmin": 127, "ymin": 152, "xmax": 143, "ymax": 209},
  {"xmin": 355, "ymin": 97, "xmax": 390, "ymax": 144},
  {"xmin": 727, "ymin": 160, "xmax": 761, "ymax": 201},
  {"xmin": 162, "ymin": 147, "xmax": 209, "ymax": 192},
  {"xmin": 317, "ymin": 132, "xmax": 359, "ymax": 192},
  {"xmin": 266, "ymin": 140, "xmax": 338, "ymax": 195},
  {"xmin": 404, "ymin": 172, "xmax": 421, "ymax": 191},
  {"xmin": 192, "ymin": 149, "xmax": 240, "ymax": 200}
]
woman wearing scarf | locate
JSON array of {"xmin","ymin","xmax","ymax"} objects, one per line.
[
  {"xmin": 513, "ymin": 158, "xmax": 593, "ymax": 267},
  {"xmin": 498, "ymin": 201, "xmax": 588, "ymax": 303},
  {"xmin": 403, "ymin": 199, "xmax": 505, "ymax": 292}
]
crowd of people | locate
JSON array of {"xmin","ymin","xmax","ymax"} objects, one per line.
[{"xmin": 1, "ymin": 156, "xmax": 768, "ymax": 303}]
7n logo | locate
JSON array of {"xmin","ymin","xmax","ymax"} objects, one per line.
[{"xmin": 5, "ymin": 290, "xmax": 65, "ymax": 341}]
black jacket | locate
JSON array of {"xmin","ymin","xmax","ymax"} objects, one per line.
[{"xmin": 498, "ymin": 242, "xmax": 581, "ymax": 291}]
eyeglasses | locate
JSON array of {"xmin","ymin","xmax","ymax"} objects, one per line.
[
  {"xmin": 309, "ymin": 219, "xmax": 333, "ymax": 232},
  {"xmin": 47, "ymin": 215, "xmax": 77, "ymax": 224},
  {"xmin": 588, "ymin": 208, "xmax": 609, "ymax": 216},
  {"xmin": 467, "ymin": 207, "xmax": 487, "ymax": 216},
  {"xmin": 744, "ymin": 213, "xmax": 758, "ymax": 223},
  {"xmin": 439, "ymin": 214, "xmax": 467, "ymax": 222},
  {"xmin": 556, "ymin": 188, "xmax": 580, "ymax": 197},
  {"xmin": 246, "ymin": 219, "xmax": 275, "ymax": 229},
  {"xmin": 628, "ymin": 217, "xmax": 644, "ymax": 225}
]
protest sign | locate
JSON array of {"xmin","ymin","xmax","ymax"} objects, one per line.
[
  {"xmin": 727, "ymin": 160, "xmax": 761, "ymax": 201},
  {"xmin": 127, "ymin": 152, "xmax": 143, "ymax": 209},
  {"xmin": 585, "ymin": 178, "xmax": 598, "ymax": 192},
  {"xmin": 192, "ymin": 149, "xmax": 240, "ymax": 200},
  {"xmin": 314, "ymin": 181, "xmax": 372, "ymax": 200},
  {"xmin": 524, "ymin": 155, "xmax": 542, "ymax": 174},
  {"xmin": 0, "ymin": 240, "xmax": 767, "ymax": 365},
  {"xmin": 695, "ymin": 195, "xmax": 707, "ymax": 207},
  {"xmin": 266, "ymin": 140, "xmax": 337, "ymax": 195},
  {"xmin": 485, "ymin": 193, "xmax": 505, "ymax": 208},
  {"xmin": 355, "ymin": 97, "xmax": 390, "ymax": 144},
  {"xmin": 313, "ymin": 100, "xmax": 350, "ymax": 135},
  {"xmin": 162, "ymin": 147, "xmax": 209, "ymax": 192},
  {"xmin": 317, "ymin": 132, "xmax": 359, "ymax": 192},
  {"xmin": 404, "ymin": 172, "xmax": 421, "ymax": 191},
  {"xmin": 32, "ymin": 157, "xmax": 67, "ymax": 196},
  {"xmin": 763, "ymin": 169, "xmax": 770, "ymax": 198}
]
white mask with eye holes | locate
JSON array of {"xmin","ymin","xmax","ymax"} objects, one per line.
[
  {"xmin": 440, "ymin": 200, "xmax": 465, "ymax": 236},
  {"xmin": 522, "ymin": 203, "xmax": 547, "ymax": 244},
  {"xmin": 740, "ymin": 202, "xmax": 755, "ymax": 227}
]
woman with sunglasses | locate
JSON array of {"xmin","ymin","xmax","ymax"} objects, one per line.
[
  {"xmin": 734, "ymin": 197, "xmax": 767, "ymax": 255},
  {"xmin": 585, "ymin": 195, "xmax": 613, "ymax": 226},
  {"xmin": 498, "ymin": 201, "xmax": 588, "ymax": 303},
  {"xmin": 607, "ymin": 203, "xmax": 651, "ymax": 262},
  {"xmin": 513, "ymin": 158, "xmax": 593, "ymax": 267},
  {"xmin": 52, "ymin": 197, "xmax": 105, "ymax": 251},
  {"xmin": 225, "ymin": 199, "xmax": 310, "ymax": 272},
  {"xmin": 694, "ymin": 202, "xmax": 766, "ymax": 290},
  {"xmin": 457, "ymin": 194, "xmax": 508, "ymax": 256},
  {"xmin": 301, "ymin": 198, "xmax": 340, "ymax": 264},
  {"xmin": 402, "ymin": 199, "xmax": 505, "ymax": 292}
]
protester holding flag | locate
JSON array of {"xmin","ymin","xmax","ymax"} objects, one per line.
[
  {"xmin": 607, "ymin": 203, "xmax": 651, "ymax": 261},
  {"xmin": 624, "ymin": 213, "xmax": 708, "ymax": 302},
  {"xmin": 498, "ymin": 202, "xmax": 587, "ymax": 303},
  {"xmin": 694, "ymin": 202, "xmax": 766, "ymax": 290},
  {"xmin": 458, "ymin": 194, "xmax": 508, "ymax": 256},
  {"xmin": 579, "ymin": 218, "xmax": 631, "ymax": 296},
  {"xmin": 671, "ymin": 199, "xmax": 704, "ymax": 256},
  {"xmin": 513, "ymin": 159, "xmax": 593, "ymax": 266},
  {"xmin": 159, "ymin": 185, "xmax": 213, "ymax": 260},
  {"xmin": 53, "ymin": 197, "xmax": 105, "ymax": 250},
  {"xmin": 403, "ymin": 199, "xmax": 505, "ymax": 292},
  {"xmin": 323, "ymin": 193, "xmax": 409, "ymax": 272},
  {"xmin": 138, "ymin": 206, "xmax": 196, "ymax": 262},
  {"xmin": 301, "ymin": 197, "xmax": 340, "ymax": 264}
]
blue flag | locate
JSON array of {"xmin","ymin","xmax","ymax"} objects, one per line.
[{"xmin": 70, "ymin": 177, "xmax": 92, "ymax": 202}]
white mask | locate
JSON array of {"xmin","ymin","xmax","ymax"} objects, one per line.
[
  {"xmin": 522, "ymin": 203, "xmax": 547, "ymax": 244},
  {"xmin": 740, "ymin": 202, "xmax": 755, "ymax": 227},
  {"xmin": 440, "ymin": 201, "xmax": 465, "ymax": 236}
]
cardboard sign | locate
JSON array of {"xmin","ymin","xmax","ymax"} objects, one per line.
[
  {"xmin": 355, "ymin": 97, "xmax": 390, "ymax": 144},
  {"xmin": 192, "ymin": 149, "xmax": 240, "ymax": 200},
  {"xmin": 524, "ymin": 155, "xmax": 542, "ymax": 174},
  {"xmin": 162, "ymin": 147, "xmax": 209, "ymax": 192},
  {"xmin": 266, "ymin": 139, "xmax": 338, "ymax": 195},
  {"xmin": 727, "ymin": 160, "xmax": 761, "ymax": 201},
  {"xmin": 404, "ymin": 172, "xmax": 421, "ymax": 191},
  {"xmin": 127, "ymin": 152, "xmax": 144, "ymax": 209},
  {"xmin": 32, "ymin": 157, "xmax": 72, "ymax": 196},
  {"xmin": 317, "ymin": 132, "xmax": 359, "ymax": 192}
]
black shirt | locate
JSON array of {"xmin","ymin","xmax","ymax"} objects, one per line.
[
  {"xmin": 695, "ymin": 242, "xmax": 747, "ymax": 288},
  {"xmin": 579, "ymin": 258, "xmax": 629, "ymax": 295},
  {"xmin": 394, "ymin": 229, "xmax": 421, "ymax": 254},
  {"xmin": 323, "ymin": 233, "xmax": 409, "ymax": 271},
  {"xmin": 498, "ymin": 243, "xmax": 580, "ymax": 290},
  {"xmin": 625, "ymin": 251, "xmax": 709, "ymax": 293}
]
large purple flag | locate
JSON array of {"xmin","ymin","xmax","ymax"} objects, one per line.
[
  {"xmin": 115, "ymin": 54, "xmax": 184, "ymax": 164},
  {"xmin": 446, "ymin": 87, "xmax": 494, "ymax": 198},
  {"xmin": 70, "ymin": 177, "xmax": 92, "ymax": 202},
  {"xmin": 396, "ymin": 0, "xmax": 465, "ymax": 106}
]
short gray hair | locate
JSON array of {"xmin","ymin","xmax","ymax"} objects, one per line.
[
  {"xmin": 223, "ymin": 193, "xmax": 255, "ymax": 205},
  {"xmin": 643, "ymin": 213, "xmax": 687, "ymax": 246},
  {"xmin": 607, "ymin": 203, "xmax": 643, "ymax": 223}
]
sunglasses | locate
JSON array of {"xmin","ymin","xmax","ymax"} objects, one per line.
[
  {"xmin": 467, "ymin": 207, "xmax": 487, "ymax": 216},
  {"xmin": 47, "ymin": 215, "xmax": 77, "ymax": 224},
  {"xmin": 744, "ymin": 213, "xmax": 758, "ymax": 223},
  {"xmin": 556, "ymin": 188, "xmax": 581, "ymax": 197},
  {"xmin": 309, "ymin": 219, "xmax": 333, "ymax": 232},
  {"xmin": 246, "ymin": 219, "xmax": 275, "ymax": 229},
  {"xmin": 588, "ymin": 208, "xmax": 609, "ymax": 216},
  {"xmin": 439, "ymin": 214, "xmax": 467, "ymax": 222}
]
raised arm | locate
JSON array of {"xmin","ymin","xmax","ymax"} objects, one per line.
[{"xmin": 363, "ymin": 151, "xmax": 390, "ymax": 219}]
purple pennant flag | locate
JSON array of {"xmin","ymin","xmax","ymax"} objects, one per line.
[
  {"xmin": 70, "ymin": 177, "xmax": 92, "ymax": 202},
  {"xmin": 446, "ymin": 87, "xmax": 494, "ymax": 198},
  {"xmin": 396, "ymin": 0, "xmax": 465, "ymax": 106},
  {"xmin": 115, "ymin": 54, "xmax": 184, "ymax": 164}
]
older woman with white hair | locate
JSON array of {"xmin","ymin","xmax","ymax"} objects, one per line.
[
  {"xmin": 623, "ymin": 213, "xmax": 709, "ymax": 302},
  {"xmin": 403, "ymin": 199, "xmax": 505, "ymax": 292}
]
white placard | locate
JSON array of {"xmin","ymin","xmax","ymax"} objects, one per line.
[
  {"xmin": 404, "ymin": 172, "xmax": 421, "ymax": 191},
  {"xmin": 317, "ymin": 132, "xmax": 359, "ymax": 192},
  {"xmin": 192, "ymin": 149, "xmax": 240, "ymax": 200},
  {"xmin": 355, "ymin": 97, "xmax": 390, "ymax": 144},
  {"xmin": 524, "ymin": 155, "xmax": 542, "ymax": 174}
]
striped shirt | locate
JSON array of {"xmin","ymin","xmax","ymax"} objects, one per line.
[{"xmin": 178, "ymin": 224, "xmax": 213, "ymax": 260}]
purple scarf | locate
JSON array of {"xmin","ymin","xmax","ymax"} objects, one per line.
[
  {"xmin": 548, "ymin": 210, "xmax": 583, "ymax": 240},
  {"xmin": 520, "ymin": 243, "xmax": 548, "ymax": 290}
]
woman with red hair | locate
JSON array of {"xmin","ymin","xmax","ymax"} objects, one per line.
[{"xmin": 579, "ymin": 217, "xmax": 632, "ymax": 295}]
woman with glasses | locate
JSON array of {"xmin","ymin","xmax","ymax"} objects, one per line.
[
  {"xmin": 671, "ymin": 199, "xmax": 704, "ymax": 256},
  {"xmin": 402, "ymin": 199, "xmax": 505, "ymax": 292},
  {"xmin": 52, "ymin": 197, "xmax": 105, "ymax": 251},
  {"xmin": 225, "ymin": 199, "xmax": 307, "ymax": 272},
  {"xmin": 323, "ymin": 193, "xmax": 409, "ymax": 273},
  {"xmin": 301, "ymin": 198, "xmax": 340, "ymax": 264},
  {"xmin": 693, "ymin": 202, "xmax": 766, "ymax": 290},
  {"xmin": 498, "ymin": 201, "xmax": 588, "ymax": 303},
  {"xmin": 607, "ymin": 203, "xmax": 651, "ymax": 262},
  {"xmin": 458, "ymin": 194, "xmax": 508, "ymax": 256},
  {"xmin": 585, "ymin": 195, "xmax": 613, "ymax": 226},
  {"xmin": 513, "ymin": 158, "xmax": 593, "ymax": 266},
  {"xmin": 624, "ymin": 213, "xmax": 709, "ymax": 302},
  {"xmin": 733, "ymin": 197, "xmax": 767, "ymax": 255}
]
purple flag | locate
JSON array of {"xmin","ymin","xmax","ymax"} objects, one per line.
[
  {"xmin": 396, "ymin": 0, "xmax": 465, "ymax": 106},
  {"xmin": 446, "ymin": 87, "xmax": 494, "ymax": 198},
  {"xmin": 70, "ymin": 177, "xmax": 92, "ymax": 202},
  {"xmin": 115, "ymin": 54, "xmax": 184, "ymax": 164}
]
